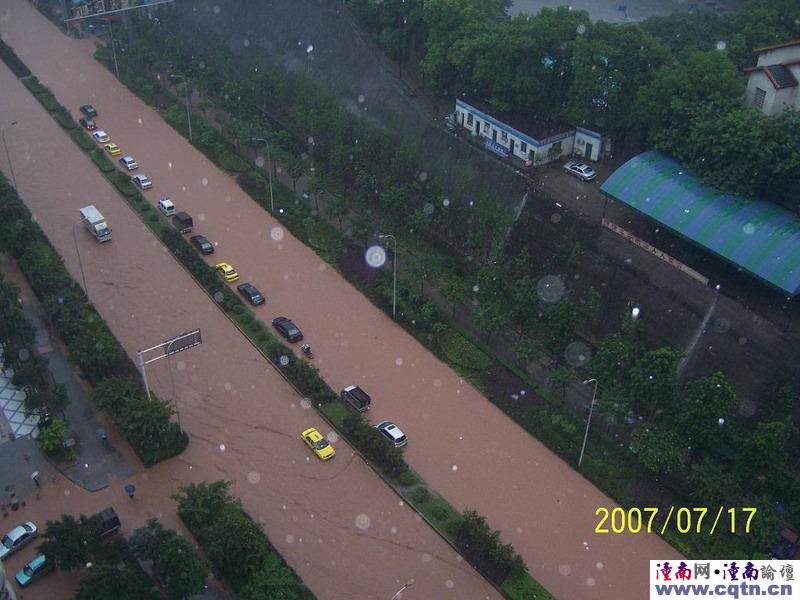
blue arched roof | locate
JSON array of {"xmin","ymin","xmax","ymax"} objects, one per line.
[{"xmin": 600, "ymin": 151, "xmax": 800, "ymax": 297}]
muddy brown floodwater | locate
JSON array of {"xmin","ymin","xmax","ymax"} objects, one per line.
[{"xmin": 0, "ymin": 1, "xmax": 679, "ymax": 599}]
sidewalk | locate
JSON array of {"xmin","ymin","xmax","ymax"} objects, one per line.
[{"xmin": 0, "ymin": 254, "xmax": 138, "ymax": 495}]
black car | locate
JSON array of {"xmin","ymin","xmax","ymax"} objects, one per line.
[
  {"xmin": 341, "ymin": 385, "xmax": 371, "ymax": 412},
  {"xmin": 190, "ymin": 235, "xmax": 214, "ymax": 255},
  {"xmin": 80, "ymin": 104, "xmax": 98, "ymax": 118},
  {"xmin": 272, "ymin": 317, "xmax": 303, "ymax": 342},
  {"xmin": 237, "ymin": 282, "xmax": 265, "ymax": 306}
]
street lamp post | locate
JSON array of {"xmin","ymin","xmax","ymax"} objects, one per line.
[
  {"xmin": 378, "ymin": 234, "xmax": 397, "ymax": 319},
  {"xmin": 391, "ymin": 578, "xmax": 415, "ymax": 600},
  {"xmin": 104, "ymin": 20, "xmax": 120, "ymax": 79},
  {"xmin": 251, "ymin": 137, "xmax": 275, "ymax": 213},
  {"xmin": 170, "ymin": 74, "xmax": 193, "ymax": 142},
  {"xmin": 1, "ymin": 121, "xmax": 19, "ymax": 191},
  {"xmin": 578, "ymin": 378, "xmax": 599, "ymax": 467},
  {"xmin": 72, "ymin": 217, "xmax": 91, "ymax": 304}
]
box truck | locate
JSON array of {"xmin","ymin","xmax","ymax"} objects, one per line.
[{"xmin": 79, "ymin": 205, "xmax": 111, "ymax": 242}]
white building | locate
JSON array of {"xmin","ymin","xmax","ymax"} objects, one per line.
[
  {"xmin": 454, "ymin": 98, "xmax": 609, "ymax": 164},
  {"xmin": 0, "ymin": 560, "xmax": 17, "ymax": 600},
  {"xmin": 744, "ymin": 40, "xmax": 800, "ymax": 116}
]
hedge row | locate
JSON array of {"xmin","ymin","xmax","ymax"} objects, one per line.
[{"xmin": 175, "ymin": 481, "xmax": 315, "ymax": 599}]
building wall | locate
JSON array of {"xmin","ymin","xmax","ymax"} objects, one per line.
[
  {"xmin": 0, "ymin": 562, "xmax": 18, "ymax": 600},
  {"xmin": 745, "ymin": 71, "xmax": 776, "ymax": 113}
]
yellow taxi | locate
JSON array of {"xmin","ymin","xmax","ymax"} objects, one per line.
[
  {"xmin": 301, "ymin": 427, "xmax": 335, "ymax": 460},
  {"xmin": 214, "ymin": 262, "xmax": 239, "ymax": 282},
  {"xmin": 104, "ymin": 143, "xmax": 122, "ymax": 156}
]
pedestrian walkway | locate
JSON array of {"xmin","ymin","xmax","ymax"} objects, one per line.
[{"xmin": 0, "ymin": 353, "xmax": 39, "ymax": 440}]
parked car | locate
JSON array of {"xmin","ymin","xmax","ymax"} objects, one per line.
[
  {"xmin": 91, "ymin": 507, "xmax": 121, "ymax": 539},
  {"xmin": 272, "ymin": 317, "xmax": 303, "ymax": 342},
  {"xmin": 172, "ymin": 211, "xmax": 193, "ymax": 234},
  {"xmin": 375, "ymin": 421, "xmax": 407, "ymax": 448},
  {"xmin": 79, "ymin": 117, "xmax": 97, "ymax": 131},
  {"xmin": 301, "ymin": 427, "xmax": 335, "ymax": 460},
  {"xmin": 237, "ymin": 282, "xmax": 265, "ymax": 305},
  {"xmin": 190, "ymin": 234, "xmax": 214, "ymax": 255},
  {"xmin": 562, "ymin": 161, "xmax": 597, "ymax": 182},
  {"xmin": 14, "ymin": 554, "xmax": 51, "ymax": 587},
  {"xmin": 80, "ymin": 104, "xmax": 98, "ymax": 118},
  {"xmin": 104, "ymin": 143, "xmax": 122, "ymax": 157},
  {"xmin": 215, "ymin": 262, "xmax": 240, "ymax": 282},
  {"xmin": 118, "ymin": 155, "xmax": 138, "ymax": 170},
  {"xmin": 341, "ymin": 385, "xmax": 371, "ymax": 412},
  {"xmin": 0, "ymin": 522, "xmax": 38, "ymax": 560},
  {"xmin": 158, "ymin": 197, "xmax": 176, "ymax": 216},
  {"xmin": 131, "ymin": 174, "xmax": 152, "ymax": 190},
  {"xmin": 92, "ymin": 130, "xmax": 110, "ymax": 143}
]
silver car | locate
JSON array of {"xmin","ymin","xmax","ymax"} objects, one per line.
[
  {"xmin": 562, "ymin": 161, "xmax": 597, "ymax": 182},
  {"xmin": 132, "ymin": 174, "xmax": 153, "ymax": 190},
  {"xmin": 0, "ymin": 522, "xmax": 38, "ymax": 560}
]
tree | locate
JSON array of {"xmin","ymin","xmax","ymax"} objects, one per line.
[
  {"xmin": 130, "ymin": 519, "xmax": 208, "ymax": 600},
  {"xmin": 240, "ymin": 554, "xmax": 306, "ymax": 600},
  {"xmin": 37, "ymin": 419, "xmax": 71, "ymax": 454},
  {"xmin": 286, "ymin": 155, "xmax": 305, "ymax": 192},
  {"xmin": 174, "ymin": 481, "xmax": 232, "ymax": 534},
  {"xmin": 24, "ymin": 382, "xmax": 69, "ymax": 418},
  {"xmin": 37, "ymin": 515, "xmax": 92, "ymax": 571},
  {"xmin": 685, "ymin": 459, "xmax": 741, "ymax": 505},
  {"xmin": 204, "ymin": 511, "xmax": 270, "ymax": 590},
  {"xmin": 747, "ymin": 418, "xmax": 798, "ymax": 467},
  {"xmin": 673, "ymin": 372, "xmax": 737, "ymax": 452},
  {"xmin": 438, "ymin": 272, "xmax": 471, "ymax": 318},
  {"xmin": 630, "ymin": 425, "xmax": 690, "ymax": 476},
  {"xmin": 75, "ymin": 562, "xmax": 157, "ymax": 600},
  {"xmin": 627, "ymin": 347, "xmax": 683, "ymax": 418}
]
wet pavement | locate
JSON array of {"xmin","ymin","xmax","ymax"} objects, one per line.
[{"xmin": 0, "ymin": 4, "xmax": 501, "ymax": 599}]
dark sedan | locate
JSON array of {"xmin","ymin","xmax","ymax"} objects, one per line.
[
  {"xmin": 237, "ymin": 282, "xmax": 265, "ymax": 306},
  {"xmin": 272, "ymin": 317, "xmax": 303, "ymax": 342},
  {"xmin": 190, "ymin": 235, "xmax": 214, "ymax": 255},
  {"xmin": 80, "ymin": 104, "xmax": 98, "ymax": 118},
  {"xmin": 79, "ymin": 117, "xmax": 97, "ymax": 131}
]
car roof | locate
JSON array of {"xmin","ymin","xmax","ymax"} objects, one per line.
[
  {"xmin": 94, "ymin": 130, "xmax": 107, "ymax": 136},
  {"xmin": 28, "ymin": 554, "xmax": 46, "ymax": 568},
  {"xmin": 191, "ymin": 234, "xmax": 207, "ymax": 241},
  {"xmin": 238, "ymin": 282, "xmax": 255, "ymax": 290},
  {"xmin": 121, "ymin": 155, "xmax": 134, "ymax": 160},
  {"xmin": 7, "ymin": 524, "xmax": 31, "ymax": 540}
]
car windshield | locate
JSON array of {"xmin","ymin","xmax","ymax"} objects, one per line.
[
  {"xmin": 1, "ymin": 535, "xmax": 11, "ymax": 547},
  {"xmin": 23, "ymin": 565, "xmax": 34, "ymax": 576},
  {"xmin": 288, "ymin": 327, "xmax": 299, "ymax": 335},
  {"xmin": 313, "ymin": 440, "xmax": 329, "ymax": 450}
]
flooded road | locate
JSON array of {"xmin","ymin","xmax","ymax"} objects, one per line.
[{"xmin": 0, "ymin": 1, "xmax": 678, "ymax": 599}]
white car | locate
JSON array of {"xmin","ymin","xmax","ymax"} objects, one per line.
[
  {"xmin": 132, "ymin": 174, "xmax": 152, "ymax": 190},
  {"xmin": 0, "ymin": 522, "xmax": 37, "ymax": 560},
  {"xmin": 375, "ymin": 421, "xmax": 408, "ymax": 448},
  {"xmin": 92, "ymin": 130, "xmax": 110, "ymax": 144},
  {"xmin": 118, "ymin": 155, "xmax": 138, "ymax": 170},
  {"xmin": 157, "ymin": 197, "xmax": 176, "ymax": 216},
  {"xmin": 562, "ymin": 161, "xmax": 597, "ymax": 182}
]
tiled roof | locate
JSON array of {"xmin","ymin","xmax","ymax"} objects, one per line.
[{"xmin": 765, "ymin": 64, "xmax": 798, "ymax": 89}]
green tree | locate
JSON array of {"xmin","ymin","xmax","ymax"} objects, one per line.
[
  {"xmin": 630, "ymin": 425, "xmax": 689, "ymax": 476},
  {"xmin": 37, "ymin": 514, "xmax": 92, "ymax": 571},
  {"xmin": 24, "ymin": 382, "xmax": 69, "ymax": 418},
  {"xmin": 439, "ymin": 272, "xmax": 471, "ymax": 318},
  {"xmin": 674, "ymin": 372, "xmax": 737, "ymax": 452},
  {"xmin": 130, "ymin": 519, "xmax": 208, "ymax": 600},
  {"xmin": 627, "ymin": 347, "xmax": 683, "ymax": 418},
  {"xmin": 685, "ymin": 459, "xmax": 741, "ymax": 505},
  {"xmin": 37, "ymin": 419, "xmax": 71, "ymax": 454},
  {"xmin": 240, "ymin": 554, "xmax": 307, "ymax": 600},
  {"xmin": 204, "ymin": 511, "xmax": 270, "ymax": 590},
  {"xmin": 75, "ymin": 562, "xmax": 157, "ymax": 600},
  {"xmin": 747, "ymin": 418, "xmax": 798, "ymax": 466}
]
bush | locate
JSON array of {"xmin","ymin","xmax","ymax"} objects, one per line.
[
  {"xmin": 0, "ymin": 39, "xmax": 32, "ymax": 77},
  {"xmin": 431, "ymin": 502, "xmax": 452, "ymax": 522},
  {"xmin": 54, "ymin": 108, "xmax": 76, "ymax": 130},
  {"xmin": 37, "ymin": 92, "xmax": 61, "ymax": 112},
  {"xmin": 108, "ymin": 170, "xmax": 137, "ymax": 197},
  {"xmin": 36, "ymin": 419, "xmax": 71, "ymax": 454},
  {"xmin": 218, "ymin": 150, "xmax": 251, "ymax": 173},
  {"xmin": 438, "ymin": 330, "xmax": 492, "ymax": 371},
  {"xmin": 340, "ymin": 413, "xmax": 408, "ymax": 477},
  {"xmin": 71, "ymin": 128, "xmax": 96, "ymax": 150},
  {"xmin": 398, "ymin": 470, "xmax": 419, "ymax": 486},
  {"xmin": 411, "ymin": 486, "xmax": 431, "ymax": 504},
  {"xmin": 91, "ymin": 149, "xmax": 116, "ymax": 173}
]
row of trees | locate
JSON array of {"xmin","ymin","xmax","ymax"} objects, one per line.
[
  {"xmin": 38, "ymin": 514, "xmax": 207, "ymax": 599},
  {"xmin": 352, "ymin": 0, "xmax": 800, "ymax": 210}
]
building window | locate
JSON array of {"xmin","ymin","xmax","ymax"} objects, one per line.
[
  {"xmin": 754, "ymin": 87, "xmax": 766, "ymax": 110},
  {"xmin": 484, "ymin": 123, "xmax": 490, "ymax": 133},
  {"xmin": 501, "ymin": 131, "xmax": 508, "ymax": 142},
  {"xmin": 467, "ymin": 113, "xmax": 473, "ymax": 126},
  {"xmin": 520, "ymin": 141, "xmax": 527, "ymax": 153}
]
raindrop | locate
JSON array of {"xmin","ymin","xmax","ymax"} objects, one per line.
[
  {"xmin": 433, "ymin": 379, "xmax": 442, "ymax": 388},
  {"xmin": 712, "ymin": 317, "xmax": 731, "ymax": 334},
  {"xmin": 395, "ymin": 357, "xmax": 403, "ymax": 366},
  {"xmin": 328, "ymin": 431, "xmax": 339, "ymax": 443},
  {"xmin": 219, "ymin": 443, "xmax": 226, "ymax": 452},
  {"xmin": 357, "ymin": 94, "xmax": 365, "ymax": 104},
  {"xmin": 307, "ymin": 136, "xmax": 315, "ymax": 146},
  {"xmin": 177, "ymin": 360, "xmax": 186, "ymax": 371},
  {"xmin": 442, "ymin": 198, "xmax": 450, "ymax": 207},
  {"xmin": 564, "ymin": 341, "xmax": 592, "ymax": 367},
  {"xmin": 279, "ymin": 355, "xmax": 290, "ymax": 366},
  {"xmin": 716, "ymin": 40, "xmax": 727, "ymax": 51},
  {"xmin": 422, "ymin": 553, "xmax": 433, "ymax": 563},
  {"xmin": 596, "ymin": 561, "xmax": 604, "ymax": 569},
  {"xmin": 418, "ymin": 171, "xmax": 428, "ymax": 182},
  {"xmin": 390, "ymin": 527, "xmax": 397, "ymax": 534},
  {"xmin": 537, "ymin": 275, "xmax": 566, "ymax": 303},
  {"xmin": 306, "ymin": 44, "xmax": 314, "ymax": 54},
  {"xmin": 286, "ymin": 534, "xmax": 295, "ymax": 543},
  {"xmin": 271, "ymin": 227, "xmax": 285, "ymax": 241},
  {"xmin": 550, "ymin": 212, "xmax": 563, "ymax": 224},
  {"xmin": 224, "ymin": 382, "xmax": 232, "ymax": 391},
  {"xmin": 737, "ymin": 336, "xmax": 748, "ymax": 345},
  {"xmin": 17, "ymin": 348, "xmax": 30, "ymax": 361},
  {"xmin": 586, "ymin": 578, "xmax": 596, "ymax": 587},
  {"xmin": 355, "ymin": 514, "xmax": 371, "ymax": 530},
  {"xmin": 247, "ymin": 471, "xmax": 261, "ymax": 484},
  {"xmin": 213, "ymin": 291, "xmax": 224, "ymax": 303},
  {"xmin": 198, "ymin": 213, "xmax": 206, "ymax": 222},
  {"xmin": 472, "ymin": 285, "xmax": 479, "ymax": 293},
  {"xmin": 559, "ymin": 564, "xmax": 573, "ymax": 576},
  {"xmin": 577, "ymin": 23, "xmax": 587, "ymax": 35},
  {"xmin": 201, "ymin": 177, "xmax": 209, "ymax": 186},
  {"xmin": 243, "ymin": 38, "xmax": 250, "ymax": 47},
  {"xmin": 212, "ymin": 5, "xmax": 221, "ymax": 14},
  {"xmin": 255, "ymin": 155, "xmax": 265, "ymax": 168},
  {"xmin": 423, "ymin": 203, "xmax": 435, "ymax": 216},
  {"xmin": 451, "ymin": 464, "xmax": 458, "ymax": 472},
  {"xmin": 742, "ymin": 223, "xmax": 755, "ymax": 235},
  {"xmin": 365, "ymin": 245, "xmax": 387, "ymax": 268},
  {"xmin": 300, "ymin": 398, "xmax": 313, "ymax": 409}
]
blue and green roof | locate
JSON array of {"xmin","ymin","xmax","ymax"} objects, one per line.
[{"xmin": 600, "ymin": 151, "xmax": 800, "ymax": 296}]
